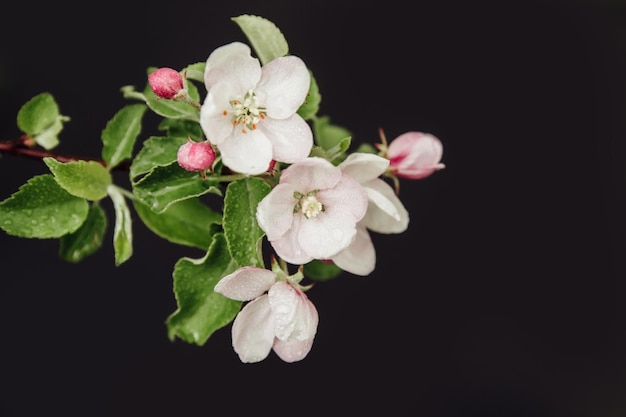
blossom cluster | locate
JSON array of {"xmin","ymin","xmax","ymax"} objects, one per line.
[
  {"xmin": 149, "ymin": 39, "xmax": 445, "ymax": 362},
  {"xmin": 0, "ymin": 15, "xmax": 444, "ymax": 364}
]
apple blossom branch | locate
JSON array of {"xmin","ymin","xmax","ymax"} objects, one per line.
[{"xmin": 0, "ymin": 135, "xmax": 126, "ymax": 171}]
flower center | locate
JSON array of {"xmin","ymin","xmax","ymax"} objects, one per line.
[
  {"xmin": 293, "ymin": 190, "xmax": 324, "ymax": 219},
  {"xmin": 225, "ymin": 89, "xmax": 267, "ymax": 133}
]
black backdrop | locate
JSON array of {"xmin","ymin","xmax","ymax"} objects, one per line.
[{"xmin": 2, "ymin": 0, "xmax": 626, "ymax": 416}]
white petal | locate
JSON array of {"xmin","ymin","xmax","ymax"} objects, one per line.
[
  {"xmin": 231, "ymin": 296, "xmax": 275, "ymax": 363},
  {"xmin": 268, "ymin": 281, "xmax": 300, "ymax": 341},
  {"xmin": 318, "ymin": 173, "xmax": 369, "ymax": 222},
  {"xmin": 204, "ymin": 42, "xmax": 261, "ymax": 91},
  {"xmin": 331, "ymin": 225, "xmax": 376, "ymax": 276},
  {"xmin": 214, "ymin": 266, "xmax": 276, "ymax": 301},
  {"xmin": 218, "ymin": 128, "xmax": 273, "ymax": 175},
  {"xmin": 268, "ymin": 217, "xmax": 314, "ymax": 265},
  {"xmin": 362, "ymin": 179, "xmax": 409, "ymax": 234},
  {"xmin": 272, "ymin": 338, "xmax": 315, "ymax": 363},
  {"xmin": 256, "ymin": 183, "xmax": 296, "ymax": 241},
  {"xmin": 279, "ymin": 157, "xmax": 342, "ymax": 191},
  {"xmin": 200, "ymin": 83, "xmax": 239, "ymax": 145},
  {"xmin": 256, "ymin": 55, "xmax": 310, "ymax": 119},
  {"xmin": 259, "ymin": 115, "xmax": 313, "ymax": 164},
  {"xmin": 297, "ymin": 211, "xmax": 357, "ymax": 260},
  {"xmin": 268, "ymin": 281, "xmax": 318, "ymax": 341},
  {"xmin": 339, "ymin": 152, "xmax": 389, "ymax": 183}
]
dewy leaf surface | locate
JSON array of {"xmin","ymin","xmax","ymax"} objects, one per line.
[
  {"xmin": 132, "ymin": 161, "xmax": 221, "ymax": 213},
  {"xmin": 129, "ymin": 135, "xmax": 188, "ymax": 182},
  {"xmin": 166, "ymin": 233, "xmax": 241, "ymax": 345},
  {"xmin": 101, "ymin": 103, "xmax": 147, "ymax": 169},
  {"xmin": 59, "ymin": 204, "xmax": 107, "ymax": 262},
  {"xmin": 44, "ymin": 157, "xmax": 112, "ymax": 201},
  {"xmin": 223, "ymin": 177, "xmax": 270, "ymax": 267},
  {"xmin": 0, "ymin": 174, "xmax": 88, "ymax": 238},
  {"xmin": 232, "ymin": 14, "xmax": 289, "ymax": 65},
  {"xmin": 133, "ymin": 197, "xmax": 221, "ymax": 250}
]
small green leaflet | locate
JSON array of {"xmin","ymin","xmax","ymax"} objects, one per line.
[
  {"xmin": 223, "ymin": 177, "xmax": 270, "ymax": 267},
  {"xmin": 313, "ymin": 115, "xmax": 352, "ymax": 151},
  {"xmin": 16, "ymin": 92, "xmax": 70, "ymax": 150},
  {"xmin": 59, "ymin": 204, "xmax": 107, "ymax": 263},
  {"xmin": 182, "ymin": 62, "xmax": 206, "ymax": 83},
  {"xmin": 101, "ymin": 103, "xmax": 147, "ymax": 169},
  {"xmin": 107, "ymin": 185, "xmax": 132, "ymax": 266},
  {"xmin": 232, "ymin": 14, "xmax": 289, "ymax": 65},
  {"xmin": 0, "ymin": 174, "xmax": 88, "ymax": 238},
  {"xmin": 44, "ymin": 157, "xmax": 112, "ymax": 201},
  {"xmin": 166, "ymin": 233, "xmax": 241, "ymax": 345}
]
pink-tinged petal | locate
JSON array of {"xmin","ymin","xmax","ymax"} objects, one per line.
[
  {"xmin": 291, "ymin": 289, "xmax": 319, "ymax": 341},
  {"xmin": 256, "ymin": 183, "xmax": 297, "ymax": 241},
  {"xmin": 331, "ymin": 225, "xmax": 376, "ymax": 276},
  {"xmin": 267, "ymin": 217, "xmax": 314, "ymax": 265},
  {"xmin": 200, "ymin": 82, "xmax": 241, "ymax": 145},
  {"xmin": 387, "ymin": 132, "xmax": 445, "ymax": 179},
  {"xmin": 339, "ymin": 153, "xmax": 389, "ymax": 183},
  {"xmin": 214, "ymin": 266, "xmax": 276, "ymax": 301},
  {"xmin": 204, "ymin": 42, "xmax": 261, "ymax": 91},
  {"xmin": 279, "ymin": 157, "xmax": 342, "ymax": 191},
  {"xmin": 362, "ymin": 178, "xmax": 409, "ymax": 234},
  {"xmin": 318, "ymin": 173, "xmax": 369, "ymax": 222},
  {"xmin": 297, "ymin": 212, "xmax": 358, "ymax": 260},
  {"xmin": 218, "ymin": 129, "xmax": 274, "ymax": 175},
  {"xmin": 231, "ymin": 296, "xmax": 275, "ymax": 363},
  {"xmin": 259, "ymin": 115, "xmax": 313, "ymax": 164},
  {"xmin": 268, "ymin": 281, "xmax": 299, "ymax": 341},
  {"xmin": 256, "ymin": 56, "xmax": 310, "ymax": 119},
  {"xmin": 272, "ymin": 338, "xmax": 314, "ymax": 363}
]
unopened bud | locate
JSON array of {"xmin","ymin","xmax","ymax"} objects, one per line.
[
  {"xmin": 177, "ymin": 139, "xmax": 216, "ymax": 172},
  {"xmin": 148, "ymin": 67, "xmax": 184, "ymax": 99},
  {"xmin": 387, "ymin": 132, "xmax": 445, "ymax": 179}
]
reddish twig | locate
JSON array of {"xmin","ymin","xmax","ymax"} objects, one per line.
[{"xmin": 0, "ymin": 136, "xmax": 130, "ymax": 170}]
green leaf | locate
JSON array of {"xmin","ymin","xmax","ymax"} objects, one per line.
[
  {"xmin": 132, "ymin": 161, "xmax": 222, "ymax": 213},
  {"xmin": 107, "ymin": 185, "xmax": 132, "ymax": 266},
  {"xmin": 166, "ymin": 233, "xmax": 241, "ymax": 345},
  {"xmin": 130, "ymin": 135, "xmax": 188, "ymax": 182},
  {"xmin": 44, "ymin": 157, "xmax": 112, "ymax": 201},
  {"xmin": 133, "ymin": 197, "xmax": 221, "ymax": 250},
  {"xmin": 183, "ymin": 62, "xmax": 205, "ymax": 83},
  {"xmin": 313, "ymin": 115, "xmax": 352, "ymax": 151},
  {"xmin": 325, "ymin": 136, "xmax": 352, "ymax": 162},
  {"xmin": 101, "ymin": 103, "xmax": 147, "ymax": 169},
  {"xmin": 297, "ymin": 71, "xmax": 321, "ymax": 121},
  {"xmin": 59, "ymin": 204, "xmax": 107, "ymax": 262},
  {"xmin": 303, "ymin": 260, "xmax": 343, "ymax": 281},
  {"xmin": 223, "ymin": 177, "xmax": 270, "ymax": 267},
  {"xmin": 232, "ymin": 14, "xmax": 289, "ymax": 65},
  {"xmin": 157, "ymin": 118, "xmax": 204, "ymax": 140},
  {"xmin": 16, "ymin": 92, "xmax": 70, "ymax": 150},
  {"xmin": 0, "ymin": 174, "xmax": 88, "ymax": 238}
]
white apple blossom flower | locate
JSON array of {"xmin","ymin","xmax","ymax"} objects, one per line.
[
  {"xmin": 199, "ymin": 42, "xmax": 313, "ymax": 175},
  {"xmin": 331, "ymin": 153, "xmax": 409, "ymax": 276},
  {"xmin": 256, "ymin": 157, "xmax": 369, "ymax": 265},
  {"xmin": 214, "ymin": 265, "xmax": 318, "ymax": 363}
]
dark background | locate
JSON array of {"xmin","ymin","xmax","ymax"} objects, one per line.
[{"xmin": 2, "ymin": 0, "xmax": 626, "ymax": 415}]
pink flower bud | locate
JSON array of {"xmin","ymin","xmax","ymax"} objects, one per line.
[
  {"xmin": 148, "ymin": 67, "xmax": 183, "ymax": 99},
  {"xmin": 177, "ymin": 139, "xmax": 216, "ymax": 172},
  {"xmin": 387, "ymin": 132, "xmax": 445, "ymax": 179}
]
